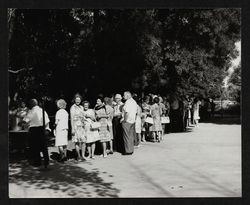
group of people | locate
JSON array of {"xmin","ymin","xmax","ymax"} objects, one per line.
[{"xmin": 9, "ymin": 91, "xmax": 215, "ymax": 168}]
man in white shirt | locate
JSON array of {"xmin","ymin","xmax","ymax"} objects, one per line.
[
  {"xmin": 24, "ymin": 99, "xmax": 50, "ymax": 168},
  {"xmin": 121, "ymin": 91, "xmax": 138, "ymax": 155}
]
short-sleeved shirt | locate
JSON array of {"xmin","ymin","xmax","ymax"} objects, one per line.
[
  {"xmin": 24, "ymin": 105, "xmax": 50, "ymax": 129},
  {"xmin": 55, "ymin": 109, "xmax": 69, "ymax": 130},
  {"xmin": 122, "ymin": 98, "xmax": 138, "ymax": 124}
]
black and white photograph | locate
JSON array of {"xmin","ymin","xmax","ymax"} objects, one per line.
[{"xmin": 8, "ymin": 8, "xmax": 241, "ymax": 198}]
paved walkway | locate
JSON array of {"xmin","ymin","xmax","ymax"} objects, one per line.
[{"xmin": 9, "ymin": 122, "xmax": 241, "ymax": 198}]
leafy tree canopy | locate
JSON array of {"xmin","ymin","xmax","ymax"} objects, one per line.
[{"xmin": 9, "ymin": 8, "xmax": 241, "ymax": 104}]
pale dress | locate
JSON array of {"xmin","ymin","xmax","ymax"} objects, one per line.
[
  {"xmin": 105, "ymin": 105, "xmax": 114, "ymax": 140},
  {"xmin": 70, "ymin": 104, "xmax": 86, "ymax": 143},
  {"xmin": 193, "ymin": 101, "xmax": 201, "ymax": 120},
  {"xmin": 95, "ymin": 107, "xmax": 111, "ymax": 143},
  {"xmin": 150, "ymin": 103, "xmax": 162, "ymax": 132},
  {"xmin": 83, "ymin": 109, "xmax": 100, "ymax": 143},
  {"xmin": 55, "ymin": 109, "xmax": 69, "ymax": 146}
]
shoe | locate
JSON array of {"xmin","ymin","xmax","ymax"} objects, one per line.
[
  {"xmin": 91, "ymin": 156, "xmax": 95, "ymax": 159},
  {"xmin": 109, "ymin": 151, "xmax": 113, "ymax": 155},
  {"xmin": 123, "ymin": 152, "xmax": 133, "ymax": 155},
  {"xmin": 103, "ymin": 154, "xmax": 108, "ymax": 158}
]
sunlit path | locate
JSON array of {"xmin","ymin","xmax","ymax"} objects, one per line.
[{"xmin": 9, "ymin": 122, "xmax": 241, "ymax": 198}]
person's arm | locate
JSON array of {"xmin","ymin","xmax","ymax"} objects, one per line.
[
  {"xmin": 44, "ymin": 111, "xmax": 51, "ymax": 131},
  {"xmin": 85, "ymin": 110, "xmax": 96, "ymax": 121},
  {"xmin": 23, "ymin": 109, "xmax": 32, "ymax": 123},
  {"xmin": 55, "ymin": 111, "xmax": 59, "ymax": 127},
  {"xmin": 96, "ymin": 109, "xmax": 109, "ymax": 119}
]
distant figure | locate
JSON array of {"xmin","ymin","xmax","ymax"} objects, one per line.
[
  {"xmin": 54, "ymin": 99, "xmax": 69, "ymax": 162},
  {"xmin": 70, "ymin": 94, "xmax": 86, "ymax": 161},
  {"xmin": 211, "ymin": 99, "xmax": 216, "ymax": 118},
  {"xmin": 163, "ymin": 96, "xmax": 171, "ymax": 133},
  {"xmin": 121, "ymin": 91, "xmax": 138, "ymax": 155},
  {"xmin": 181, "ymin": 95, "xmax": 189, "ymax": 132},
  {"xmin": 112, "ymin": 94, "xmax": 124, "ymax": 153},
  {"xmin": 159, "ymin": 96, "xmax": 166, "ymax": 137},
  {"xmin": 193, "ymin": 98, "xmax": 201, "ymax": 127},
  {"xmin": 150, "ymin": 97, "xmax": 162, "ymax": 142},
  {"xmin": 187, "ymin": 97, "xmax": 193, "ymax": 127},
  {"xmin": 170, "ymin": 95, "xmax": 181, "ymax": 132},
  {"xmin": 141, "ymin": 96, "xmax": 151, "ymax": 141},
  {"xmin": 23, "ymin": 99, "xmax": 50, "ymax": 168}
]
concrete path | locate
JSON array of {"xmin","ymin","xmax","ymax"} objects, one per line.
[{"xmin": 9, "ymin": 122, "xmax": 241, "ymax": 198}]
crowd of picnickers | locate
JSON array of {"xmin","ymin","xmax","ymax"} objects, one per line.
[{"xmin": 8, "ymin": 92, "xmax": 216, "ymax": 168}]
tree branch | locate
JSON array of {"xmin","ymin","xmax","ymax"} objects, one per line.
[{"xmin": 8, "ymin": 67, "xmax": 33, "ymax": 74}]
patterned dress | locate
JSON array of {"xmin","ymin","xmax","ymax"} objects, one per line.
[
  {"xmin": 70, "ymin": 104, "xmax": 86, "ymax": 143},
  {"xmin": 105, "ymin": 105, "xmax": 114, "ymax": 140},
  {"xmin": 150, "ymin": 103, "xmax": 162, "ymax": 132},
  {"xmin": 83, "ymin": 109, "xmax": 100, "ymax": 143},
  {"xmin": 95, "ymin": 106, "xmax": 111, "ymax": 143}
]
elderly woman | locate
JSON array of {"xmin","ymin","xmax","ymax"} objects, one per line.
[
  {"xmin": 70, "ymin": 94, "xmax": 86, "ymax": 161},
  {"xmin": 54, "ymin": 99, "xmax": 69, "ymax": 162},
  {"xmin": 94, "ymin": 97, "xmax": 111, "ymax": 158},
  {"xmin": 82, "ymin": 101, "xmax": 100, "ymax": 159}
]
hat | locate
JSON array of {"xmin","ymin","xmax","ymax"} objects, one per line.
[{"xmin": 115, "ymin": 94, "xmax": 122, "ymax": 99}]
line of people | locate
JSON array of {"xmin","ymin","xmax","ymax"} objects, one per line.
[{"xmin": 11, "ymin": 92, "xmax": 208, "ymax": 168}]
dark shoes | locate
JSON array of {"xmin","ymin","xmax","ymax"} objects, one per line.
[{"xmin": 122, "ymin": 152, "xmax": 133, "ymax": 155}]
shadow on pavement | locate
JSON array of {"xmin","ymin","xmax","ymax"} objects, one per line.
[{"xmin": 9, "ymin": 160, "xmax": 120, "ymax": 197}]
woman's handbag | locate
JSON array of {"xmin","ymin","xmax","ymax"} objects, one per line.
[
  {"xmin": 161, "ymin": 116, "xmax": 170, "ymax": 124},
  {"xmin": 145, "ymin": 117, "xmax": 154, "ymax": 124},
  {"xmin": 91, "ymin": 121, "xmax": 101, "ymax": 130}
]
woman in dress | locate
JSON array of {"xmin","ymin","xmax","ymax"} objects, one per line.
[
  {"xmin": 94, "ymin": 97, "xmax": 111, "ymax": 158},
  {"xmin": 104, "ymin": 97, "xmax": 114, "ymax": 154},
  {"xmin": 82, "ymin": 101, "xmax": 100, "ymax": 159},
  {"xmin": 54, "ymin": 99, "xmax": 69, "ymax": 162},
  {"xmin": 193, "ymin": 97, "xmax": 201, "ymax": 127},
  {"xmin": 70, "ymin": 94, "xmax": 86, "ymax": 161},
  {"xmin": 159, "ymin": 96, "xmax": 166, "ymax": 139},
  {"xmin": 141, "ymin": 96, "xmax": 151, "ymax": 142},
  {"xmin": 150, "ymin": 97, "xmax": 162, "ymax": 142}
]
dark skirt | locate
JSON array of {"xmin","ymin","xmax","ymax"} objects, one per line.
[{"xmin": 121, "ymin": 122, "xmax": 135, "ymax": 154}]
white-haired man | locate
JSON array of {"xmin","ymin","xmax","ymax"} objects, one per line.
[{"xmin": 121, "ymin": 91, "xmax": 138, "ymax": 155}]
